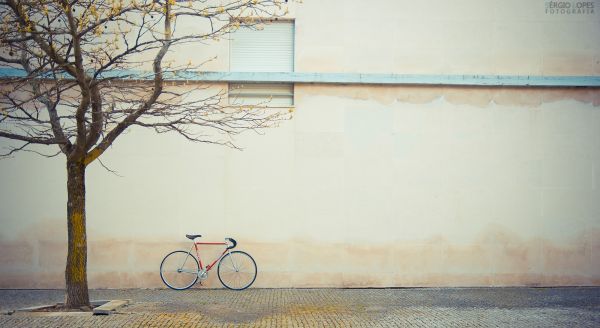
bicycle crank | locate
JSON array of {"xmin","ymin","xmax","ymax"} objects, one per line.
[{"xmin": 198, "ymin": 269, "xmax": 208, "ymax": 280}]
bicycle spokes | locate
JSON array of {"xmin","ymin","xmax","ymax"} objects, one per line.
[
  {"xmin": 160, "ymin": 251, "xmax": 200, "ymax": 290},
  {"xmin": 217, "ymin": 251, "xmax": 257, "ymax": 290}
]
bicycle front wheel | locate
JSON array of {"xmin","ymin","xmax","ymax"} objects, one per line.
[
  {"xmin": 160, "ymin": 250, "xmax": 199, "ymax": 290},
  {"xmin": 217, "ymin": 251, "xmax": 257, "ymax": 290}
]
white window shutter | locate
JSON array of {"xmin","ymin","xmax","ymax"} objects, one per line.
[
  {"xmin": 230, "ymin": 22, "xmax": 294, "ymax": 72},
  {"xmin": 229, "ymin": 83, "xmax": 293, "ymax": 107}
]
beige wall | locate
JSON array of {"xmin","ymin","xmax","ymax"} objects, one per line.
[
  {"xmin": 293, "ymin": 0, "xmax": 600, "ymax": 75},
  {"xmin": 1, "ymin": 0, "xmax": 599, "ymax": 288},
  {"xmin": 165, "ymin": 0, "xmax": 600, "ymax": 75},
  {"xmin": 1, "ymin": 86, "xmax": 599, "ymax": 288}
]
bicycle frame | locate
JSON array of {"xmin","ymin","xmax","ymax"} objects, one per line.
[{"xmin": 189, "ymin": 241, "xmax": 230, "ymax": 272}]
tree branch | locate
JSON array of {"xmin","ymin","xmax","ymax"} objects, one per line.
[
  {"xmin": 0, "ymin": 131, "xmax": 69, "ymax": 145},
  {"xmin": 84, "ymin": 0, "xmax": 174, "ymax": 166}
]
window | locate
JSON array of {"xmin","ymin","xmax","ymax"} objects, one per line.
[
  {"xmin": 229, "ymin": 21, "xmax": 294, "ymax": 106},
  {"xmin": 229, "ymin": 83, "xmax": 293, "ymax": 107},
  {"xmin": 230, "ymin": 21, "xmax": 294, "ymax": 72}
]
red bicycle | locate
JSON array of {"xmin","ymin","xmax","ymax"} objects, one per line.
[{"xmin": 160, "ymin": 234, "xmax": 257, "ymax": 290}]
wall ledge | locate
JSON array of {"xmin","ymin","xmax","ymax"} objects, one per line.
[{"xmin": 1, "ymin": 68, "xmax": 599, "ymax": 87}]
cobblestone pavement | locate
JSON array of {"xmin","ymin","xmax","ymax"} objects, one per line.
[{"xmin": 1, "ymin": 288, "xmax": 599, "ymax": 327}]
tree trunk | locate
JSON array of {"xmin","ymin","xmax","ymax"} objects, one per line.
[{"xmin": 65, "ymin": 160, "xmax": 90, "ymax": 308}]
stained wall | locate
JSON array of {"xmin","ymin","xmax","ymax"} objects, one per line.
[{"xmin": 1, "ymin": 85, "xmax": 598, "ymax": 288}]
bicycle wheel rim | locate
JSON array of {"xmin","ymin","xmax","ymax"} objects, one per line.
[
  {"xmin": 217, "ymin": 251, "xmax": 257, "ymax": 290},
  {"xmin": 160, "ymin": 251, "xmax": 199, "ymax": 290}
]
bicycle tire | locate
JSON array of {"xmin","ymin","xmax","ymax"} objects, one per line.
[
  {"xmin": 217, "ymin": 251, "xmax": 257, "ymax": 290},
  {"xmin": 160, "ymin": 250, "xmax": 199, "ymax": 290}
]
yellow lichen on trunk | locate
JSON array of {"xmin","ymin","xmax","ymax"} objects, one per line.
[
  {"xmin": 68, "ymin": 210, "xmax": 86, "ymax": 283},
  {"xmin": 65, "ymin": 161, "xmax": 90, "ymax": 307},
  {"xmin": 84, "ymin": 148, "xmax": 101, "ymax": 166}
]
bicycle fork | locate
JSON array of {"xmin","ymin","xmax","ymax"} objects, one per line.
[{"xmin": 227, "ymin": 250, "xmax": 240, "ymax": 272}]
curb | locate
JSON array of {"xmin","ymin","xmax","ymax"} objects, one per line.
[
  {"xmin": 13, "ymin": 300, "xmax": 128, "ymax": 315},
  {"xmin": 93, "ymin": 299, "xmax": 131, "ymax": 315}
]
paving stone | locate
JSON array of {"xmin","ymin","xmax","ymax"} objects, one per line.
[{"xmin": 0, "ymin": 288, "xmax": 598, "ymax": 327}]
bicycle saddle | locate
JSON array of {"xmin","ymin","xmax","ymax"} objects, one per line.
[{"xmin": 186, "ymin": 234, "xmax": 202, "ymax": 240}]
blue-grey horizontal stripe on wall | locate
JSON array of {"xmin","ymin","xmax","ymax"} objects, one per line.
[{"xmin": 1, "ymin": 68, "xmax": 599, "ymax": 87}]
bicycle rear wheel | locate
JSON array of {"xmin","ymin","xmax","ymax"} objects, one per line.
[
  {"xmin": 160, "ymin": 251, "xmax": 199, "ymax": 290},
  {"xmin": 217, "ymin": 251, "xmax": 257, "ymax": 290}
]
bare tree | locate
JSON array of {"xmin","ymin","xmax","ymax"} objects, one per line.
[{"xmin": 0, "ymin": 0, "xmax": 292, "ymax": 308}]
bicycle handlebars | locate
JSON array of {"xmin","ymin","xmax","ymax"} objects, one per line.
[{"xmin": 226, "ymin": 238, "xmax": 237, "ymax": 250}]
